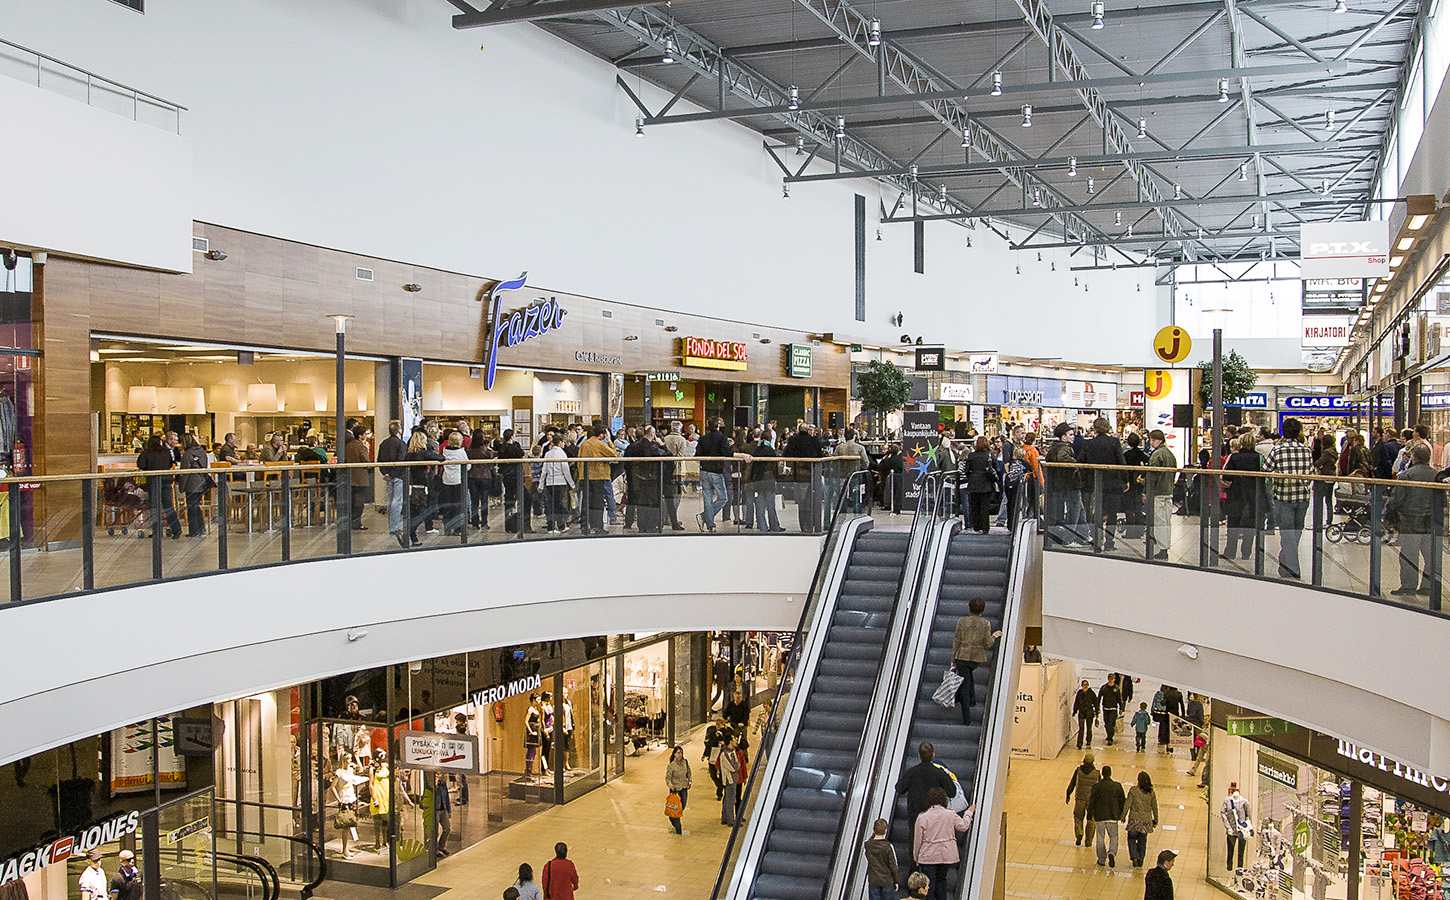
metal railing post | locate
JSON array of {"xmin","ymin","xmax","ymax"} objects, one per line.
[
  {"xmin": 581, "ymin": 467, "xmax": 591, "ymax": 536},
  {"xmin": 81, "ymin": 478, "xmax": 95, "ymax": 591},
  {"xmin": 150, "ymin": 477, "xmax": 163, "ymax": 580},
  {"xmin": 1091, "ymin": 469, "xmax": 1104, "ymax": 553},
  {"xmin": 1208, "ymin": 469, "xmax": 1221, "ymax": 568},
  {"xmin": 337, "ymin": 464, "xmax": 351, "ymax": 556},
  {"xmin": 402, "ymin": 467, "xmax": 413, "ymax": 547},
  {"xmin": 1432, "ymin": 501, "xmax": 1444, "ymax": 613},
  {"xmin": 217, "ymin": 478, "xmax": 229, "ymax": 570},
  {"xmin": 1370, "ymin": 484, "xmax": 1384, "ymax": 598},
  {"xmin": 1144, "ymin": 479, "xmax": 1156, "ymax": 560},
  {"xmin": 459, "ymin": 475, "xmax": 469, "ymax": 545},
  {"xmin": 1311, "ymin": 481, "xmax": 1324, "ymax": 586},
  {"xmin": 1197, "ymin": 472, "xmax": 1209, "ymax": 568},
  {"xmin": 1253, "ymin": 478, "xmax": 1265, "ymax": 577},
  {"xmin": 7, "ymin": 482, "xmax": 20, "ymax": 600},
  {"xmin": 515, "ymin": 465, "xmax": 526, "ymax": 541},
  {"xmin": 280, "ymin": 471, "xmax": 292, "ymax": 563}
]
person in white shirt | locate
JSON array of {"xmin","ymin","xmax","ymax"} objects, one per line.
[
  {"xmin": 440, "ymin": 432, "xmax": 469, "ymax": 535},
  {"xmin": 541, "ymin": 434, "xmax": 575, "ymax": 534},
  {"xmin": 78, "ymin": 849, "xmax": 108, "ymax": 900}
]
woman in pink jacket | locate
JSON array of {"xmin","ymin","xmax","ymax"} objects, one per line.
[{"xmin": 913, "ymin": 787, "xmax": 977, "ymax": 900}]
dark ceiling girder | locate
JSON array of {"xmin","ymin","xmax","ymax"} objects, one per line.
[
  {"xmin": 882, "ymin": 190, "xmax": 1324, "ymax": 222},
  {"xmin": 456, "ymin": 0, "xmax": 668, "ymax": 28}
]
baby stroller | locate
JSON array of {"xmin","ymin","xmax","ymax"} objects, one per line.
[
  {"xmin": 1326, "ymin": 479, "xmax": 1372, "ymax": 543},
  {"xmin": 102, "ymin": 476, "xmax": 147, "ymax": 535}
]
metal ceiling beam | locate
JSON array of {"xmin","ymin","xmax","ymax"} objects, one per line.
[
  {"xmin": 454, "ymin": 0, "xmax": 678, "ymax": 28},
  {"xmin": 642, "ymin": 60, "xmax": 1350, "ymax": 126},
  {"xmin": 881, "ymin": 191, "xmax": 1324, "ymax": 223},
  {"xmin": 786, "ymin": 140, "xmax": 1344, "ymax": 183},
  {"xmin": 1021, "ymin": 230, "xmax": 1299, "ymax": 249}
]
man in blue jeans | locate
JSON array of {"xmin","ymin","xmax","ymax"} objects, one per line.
[
  {"xmin": 1264, "ymin": 417, "xmax": 1313, "ymax": 580},
  {"xmin": 695, "ymin": 419, "xmax": 732, "ymax": 531}
]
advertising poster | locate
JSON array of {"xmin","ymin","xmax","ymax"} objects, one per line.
[
  {"xmin": 1011, "ymin": 661, "xmax": 1071, "ymax": 760},
  {"xmin": 1142, "ymin": 369, "xmax": 1191, "ymax": 462},
  {"xmin": 400, "ymin": 358, "xmax": 424, "ymax": 437},
  {"xmin": 110, "ymin": 717, "xmax": 186, "ymax": 796},
  {"xmin": 900, "ymin": 410, "xmax": 941, "ymax": 512}
]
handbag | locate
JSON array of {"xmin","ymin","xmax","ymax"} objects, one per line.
[
  {"xmin": 932, "ymin": 668, "xmax": 964, "ymax": 708},
  {"xmin": 332, "ymin": 806, "xmax": 358, "ymax": 829},
  {"xmin": 664, "ymin": 792, "xmax": 683, "ymax": 818}
]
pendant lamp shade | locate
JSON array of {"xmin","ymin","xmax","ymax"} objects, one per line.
[
  {"xmin": 127, "ymin": 386, "xmax": 158, "ymax": 414},
  {"xmin": 246, "ymin": 383, "xmax": 279, "ymax": 412},
  {"xmin": 285, "ymin": 383, "xmax": 317, "ymax": 412},
  {"xmin": 208, "ymin": 385, "xmax": 241, "ymax": 412},
  {"xmin": 156, "ymin": 387, "xmax": 180, "ymax": 413},
  {"xmin": 176, "ymin": 387, "xmax": 206, "ymax": 415}
]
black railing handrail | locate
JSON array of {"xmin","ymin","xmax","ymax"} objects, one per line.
[
  {"xmin": 709, "ymin": 469, "xmax": 873, "ymax": 900},
  {"xmin": 1039, "ymin": 459, "xmax": 1448, "ymax": 489},
  {"xmin": 215, "ymin": 801, "xmax": 326, "ymax": 899}
]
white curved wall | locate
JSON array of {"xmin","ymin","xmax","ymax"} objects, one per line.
[
  {"xmin": 0, "ymin": 0, "xmax": 1154, "ymax": 363},
  {"xmin": 1042, "ymin": 552, "xmax": 1450, "ymax": 776},
  {"xmin": 0, "ymin": 535, "xmax": 820, "ymax": 767}
]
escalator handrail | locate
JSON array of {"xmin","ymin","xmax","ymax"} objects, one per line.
[
  {"xmin": 956, "ymin": 497, "xmax": 1039, "ymax": 900},
  {"xmin": 164, "ymin": 846, "xmax": 277, "ymax": 900},
  {"xmin": 219, "ymin": 800, "xmax": 327, "ymax": 899},
  {"xmin": 817, "ymin": 473, "xmax": 944, "ymax": 900},
  {"xmin": 710, "ymin": 469, "xmax": 874, "ymax": 900}
]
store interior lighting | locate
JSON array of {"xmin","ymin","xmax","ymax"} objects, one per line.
[{"xmin": 126, "ymin": 386, "xmax": 158, "ymax": 415}]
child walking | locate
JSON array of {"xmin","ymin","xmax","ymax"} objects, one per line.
[{"xmin": 1131, "ymin": 702, "xmax": 1152, "ymax": 751}]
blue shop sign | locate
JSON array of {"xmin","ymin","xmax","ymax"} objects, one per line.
[
  {"xmin": 1422, "ymin": 393, "xmax": 1450, "ymax": 409},
  {"xmin": 1226, "ymin": 393, "xmax": 1269, "ymax": 409},
  {"xmin": 1282, "ymin": 395, "xmax": 1351, "ymax": 413},
  {"xmin": 986, "ymin": 376, "xmax": 1063, "ymax": 408}
]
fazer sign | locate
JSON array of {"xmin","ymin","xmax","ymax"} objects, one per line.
[{"xmin": 1300, "ymin": 222, "xmax": 1389, "ymax": 279}]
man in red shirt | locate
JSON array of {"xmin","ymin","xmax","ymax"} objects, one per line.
[{"xmin": 542, "ymin": 842, "xmax": 578, "ymax": 900}]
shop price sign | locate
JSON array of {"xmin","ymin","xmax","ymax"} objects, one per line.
[
  {"xmin": 1293, "ymin": 821, "xmax": 1312, "ymax": 854},
  {"xmin": 397, "ymin": 730, "xmax": 480, "ymax": 774},
  {"xmin": 683, "ymin": 336, "xmax": 748, "ymax": 371},
  {"xmin": 1227, "ymin": 716, "xmax": 1296, "ymax": 736}
]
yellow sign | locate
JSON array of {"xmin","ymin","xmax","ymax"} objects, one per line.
[
  {"xmin": 1145, "ymin": 369, "xmax": 1174, "ymax": 400},
  {"xmin": 682, "ymin": 355, "xmax": 748, "ymax": 371},
  {"xmin": 1153, "ymin": 326, "xmax": 1192, "ymax": 364}
]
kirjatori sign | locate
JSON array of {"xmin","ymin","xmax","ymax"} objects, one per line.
[{"xmin": 1300, "ymin": 222, "xmax": 1389, "ymax": 279}]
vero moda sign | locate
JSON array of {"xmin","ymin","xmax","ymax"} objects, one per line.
[{"xmin": 1300, "ymin": 221, "xmax": 1389, "ymax": 280}]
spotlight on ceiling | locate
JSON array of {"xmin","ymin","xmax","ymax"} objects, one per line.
[
  {"xmin": 938, "ymin": 184, "xmax": 948, "ymax": 203},
  {"xmin": 635, "ymin": 116, "xmax": 645, "ymax": 137},
  {"xmin": 1218, "ymin": 77, "xmax": 1230, "ymax": 102},
  {"xmin": 787, "ymin": 85, "xmax": 799, "ymax": 110},
  {"xmin": 960, "ymin": 130, "xmax": 970, "ymax": 148},
  {"xmin": 1137, "ymin": 118, "xmax": 1147, "ymax": 139},
  {"xmin": 1334, "ymin": 0, "xmax": 1347, "ymax": 12},
  {"xmin": 1115, "ymin": 211, "xmax": 1122, "ymax": 226},
  {"xmin": 1068, "ymin": 156, "xmax": 1078, "ymax": 177},
  {"xmin": 991, "ymin": 71, "xmax": 1003, "ymax": 96},
  {"xmin": 877, "ymin": 229, "xmax": 884, "ymax": 241},
  {"xmin": 835, "ymin": 116, "xmax": 846, "ymax": 139},
  {"xmin": 1173, "ymin": 183, "xmax": 1182, "ymax": 200},
  {"xmin": 796, "ymin": 136, "xmax": 805, "ymax": 155},
  {"xmin": 1239, "ymin": 162, "xmax": 1248, "ymax": 181},
  {"xmin": 1325, "ymin": 108, "xmax": 1336, "ymax": 130},
  {"xmin": 1032, "ymin": 188, "xmax": 1042, "ymax": 207},
  {"xmin": 782, "ymin": 182, "xmax": 790, "ymax": 199},
  {"xmin": 1021, "ymin": 104, "xmax": 1033, "ymax": 127},
  {"xmin": 867, "ymin": 17, "xmax": 881, "ymax": 46},
  {"xmin": 1090, "ymin": 1, "xmax": 1105, "ymax": 29},
  {"xmin": 1087, "ymin": 177, "xmax": 1095, "ymax": 195},
  {"xmin": 662, "ymin": 35, "xmax": 677, "ymax": 63}
]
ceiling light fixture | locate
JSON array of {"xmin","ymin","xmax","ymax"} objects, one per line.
[
  {"xmin": 1021, "ymin": 104, "xmax": 1033, "ymax": 127},
  {"xmin": 1218, "ymin": 77, "xmax": 1230, "ymax": 102},
  {"xmin": 1137, "ymin": 118, "xmax": 1147, "ymax": 139},
  {"xmin": 1015, "ymin": 265, "xmax": 1021, "ymax": 275},
  {"xmin": 635, "ymin": 116, "xmax": 645, "ymax": 137},
  {"xmin": 1397, "ymin": 236, "xmax": 1415, "ymax": 251},
  {"xmin": 204, "ymin": 249, "xmax": 227, "ymax": 261},
  {"xmin": 1090, "ymin": 1, "xmax": 1105, "ymax": 29},
  {"xmin": 1325, "ymin": 108, "xmax": 1336, "ymax": 129},
  {"xmin": 1390, "ymin": 254, "xmax": 1404, "ymax": 268},
  {"xmin": 1033, "ymin": 188, "xmax": 1042, "ymax": 207},
  {"xmin": 877, "ymin": 228, "xmax": 883, "ymax": 241},
  {"xmin": 1068, "ymin": 156, "xmax": 1078, "ymax": 177},
  {"xmin": 662, "ymin": 35, "xmax": 677, "ymax": 63},
  {"xmin": 1173, "ymin": 182, "xmax": 1182, "ymax": 200},
  {"xmin": 966, "ymin": 235, "xmax": 972, "ymax": 247},
  {"xmin": 991, "ymin": 71, "xmax": 1003, "ymax": 96},
  {"xmin": 939, "ymin": 184, "xmax": 948, "ymax": 203},
  {"xmin": 1320, "ymin": 178, "xmax": 1330, "ymax": 195},
  {"xmin": 835, "ymin": 116, "xmax": 846, "ymax": 138},
  {"xmin": 1126, "ymin": 224, "xmax": 1133, "ymax": 237},
  {"xmin": 782, "ymin": 182, "xmax": 790, "ymax": 199},
  {"xmin": 1115, "ymin": 211, "xmax": 1122, "ymax": 225},
  {"xmin": 787, "ymin": 85, "xmax": 800, "ymax": 110},
  {"xmin": 961, "ymin": 129, "xmax": 970, "ymax": 148},
  {"xmin": 909, "ymin": 164, "xmax": 919, "ymax": 180},
  {"xmin": 1087, "ymin": 177, "xmax": 1095, "ymax": 194},
  {"xmin": 1239, "ymin": 162, "xmax": 1248, "ymax": 181},
  {"xmin": 1252, "ymin": 214, "xmax": 1261, "ymax": 230},
  {"xmin": 1406, "ymin": 194, "xmax": 1436, "ymax": 230},
  {"xmin": 1335, "ymin": 0, "xmax": 1347, "ymax": 12},
  {"xmin": 868, "ymin": 17, "xmax": 882, "ymax": 46},
  {"xmin": 796, "ymin": 135, "xmax": 806, "ymax": 155},
  {"xmin": 1037, "ymin": 251, "xmax": 1043, "ymax": 262}
]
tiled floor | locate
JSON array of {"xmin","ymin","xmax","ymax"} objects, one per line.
[
  {"xmin": 413, "ymin": 725, "xmax": 733, "ymax": 900},
  {"xmin": 1004, "ymin": 733, "xmax": 1219, "ymax": 900}
]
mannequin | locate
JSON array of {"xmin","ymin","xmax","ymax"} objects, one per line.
[
  {"xmin": 524, "ymin": 693, "xmax": 542, "ymax": 781},
  {"xmin": 331, "ymin": 761, "xmax": 367, "ymax": 859},
  {"xmin": 1220, "ymin": 782, "xmax": 1251, "ymax": 870},
  {"xmin": 369, "ymin": 748, "xmax": 391, "ymax": 852},
  {"xmin": 561, "ymin": 697, "xmax": 576, "ymax": 772},
  {"xmin": 540, "ymin": 691, "xmax": 554, "ymax": 776}
]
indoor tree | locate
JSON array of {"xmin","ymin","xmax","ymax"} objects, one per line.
[
  {"xmin": 856, "ymin": 360, "xmax": 913, "ymax": 438},
  {"xmin": 1196, "ymin": 349, "xmax": 1257, "ymax": 406}
]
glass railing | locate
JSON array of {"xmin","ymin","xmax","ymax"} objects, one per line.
[
  {"xmin": 1039, "ymin": 460, "xmax": 1450, "ymax": 615},
  {"xmin": 0, "ymin": 456, "xmax": 877, "ymax": 607}
]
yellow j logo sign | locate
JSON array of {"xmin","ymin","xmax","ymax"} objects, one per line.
[
  {"xmin": 1145, "ymin": 370, "xmax": 1173, "ymax": 400},
  {"xmin": 1153, "ymin": 326, "xmax": 1192, "ymax": 364}
]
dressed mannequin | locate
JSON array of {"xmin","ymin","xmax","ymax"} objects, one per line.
[
  {"xmin": 540, "ymin": 691, "xmax": 554, "ymax": 776},
  {"xmin": 369, "ymin": 749, "xmax": 391, "ymax": 852},
  {"xmin": 331, "ymin": 761, "xmax": 368, "ymax": 859},
  {"xmin": 524, "ymin": 693, "xmax": 542, "ymax": 781},
  {"xmin": 453, "ymin": 712, "xmax": 470, "ymax": 805},
  {"xmin": 561, "ymin": 697, "xmax": 576, "ymax": 772},
  {"xmin": 1220, "ymin": 782, "xmax": 1251, "ymax": 870}
]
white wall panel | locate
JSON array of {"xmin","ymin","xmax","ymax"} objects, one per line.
[
  {"xmin": 1043, "ymin": 552, "xmax": 1450, "ymax": 776},
  {"xmin": 0, "ymin": 534, "xmax": 818, "ymax": 766},
  {"xmin": 0, "ymin": 75, "xmax": 192, "ymax": 272},
  {"xmin": 0, "ymin": 0, "xmax": 1156, "ymax": 363}
]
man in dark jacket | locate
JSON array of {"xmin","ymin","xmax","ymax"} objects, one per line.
[
  {"xmin": 696, "ymin": 420, "xmax": 733, "ymax": 531},
  {"xmin": 377, "ymin": 420, "xmax": 407, "ymax": 538},
  {"xmin": 1043, "ymin": 423, "xmax": 1083, "ymax": 546},
  {"xmin": 1073, "ymin": 679, "xmax": 1099, "ymax": 749},
  {"xmin": 1078, "ymin": 417, "xmax": 1128, "ymax": 550},
  {"xmin": 895, "ymin": 742, "xmax": 954, "ymax": 841},
  {"xmin": 784, "ymin": 424, "xmax": 827, "ymax": 533},
  {"xmin": 1087, "ymin": 765, "xmax": 1126, "ymax": 867},
  {"xmin": 1099, "ymin": 676, "xmax": 1122, "ymax": 746},
  {"xmin": 1377, "ymin": 430, "xmax": 1403, "ymax": 480},
  {"xmin": 1144, "ymin": 849, "xmax": 1176, "ymax": 899},
  {"xmin": 625, "ymin": 427, "xmax": 668, "ymax": 534},
  {"xmin": 1392, "ymin": 443, "xmax": 1440, "ymax": 595},
  {"xmin": 1065, "ymin": 753, "xmax": 1100, "ymax": 846}
]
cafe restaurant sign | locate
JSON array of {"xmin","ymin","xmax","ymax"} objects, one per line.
[
  {"xmin": 481, "ymin": 273, "xmax": 570, "ymax": 390},
  {"xmin": 683, "ymin": 336, "xmax": 748, "ymax": 371}
]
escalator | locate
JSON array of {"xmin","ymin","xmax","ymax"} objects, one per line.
[
  {"xmin": 885, "ymin": 529, "xmax": 1012, "ymax": 875},
  {"xmin": 747, "ymin": 526, "xmax": 911, "ymax": 900}
]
